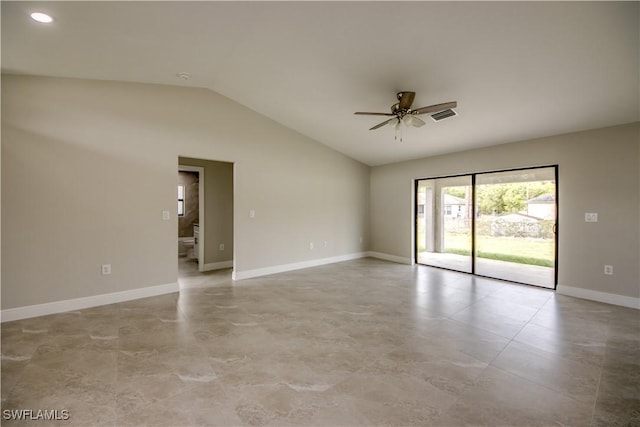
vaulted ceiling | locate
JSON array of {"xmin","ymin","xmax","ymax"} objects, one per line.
[{"xmin": 2, "ymin": 1, "xmax": 639, "ymax": 166}]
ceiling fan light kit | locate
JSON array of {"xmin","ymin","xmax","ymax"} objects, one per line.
[{"xmin": 355, "ymin": 91, "xmax": 457, "ymax": 140}]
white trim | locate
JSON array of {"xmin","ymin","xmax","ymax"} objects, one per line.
[
  {"xmin": 557, "ymin": 285, "xmax": 640, "ymax": 310},
  {"xmin": 203, "ymin": 260, "xmax": 233, "ymax": 271},
  {"xmin": 232, "ymin": 252, "xmax": 369, "ymax": 281},
  {"xmin": 1, "ymin": 282, "xmax": 179, "ymax": 323},
  {"xmin": 178, "ymin": 165, "xmax": 205, "ymax": 272},
  {"xmin": 367, "ymin": 251, "xmax": 413, "ymax": 265}
]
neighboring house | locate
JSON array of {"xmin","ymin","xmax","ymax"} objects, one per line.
[
  {"xmin": 443, "ymin": 193, "xmax": 470, "ymax": 219},
  {"xmin": 416, "ymin": 193, "xmax": 469, "ymax": 219},
  {"xmin": 527, "ymin": 193, "xmax": 556, "ymax": 220}
]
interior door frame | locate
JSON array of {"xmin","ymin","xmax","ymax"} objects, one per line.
[
  {"xmin": 178, "ymin": 165, "xmax": 205, "ymax": 272},
  {"xmin": 414, "ymin": 164, "xmax": 559, "ymax": 290}
]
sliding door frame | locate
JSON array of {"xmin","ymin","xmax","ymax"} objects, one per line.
[{"xmin": 414, "ymin": 164, "xmax": 559, "ymax": 290}]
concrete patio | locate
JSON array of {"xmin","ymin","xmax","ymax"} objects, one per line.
[{"xmin": 417, "ymin": 252, "xmax": 555, "ymax": 289}]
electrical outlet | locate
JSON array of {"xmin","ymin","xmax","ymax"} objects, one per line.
[
  {"xmin": 585, "ymin": 212, "xmax": 598, "ymax": 222},
  {"xmin": 604, "ymin": 265, "xmax": 613, "ymax": 275},
  {"xmin": 101, "ymin": 264, "xmax": 111, "ymax": 275},
  {"xmin": 219, "ymin": 243, "xmax": 225, "ymax": 251}
]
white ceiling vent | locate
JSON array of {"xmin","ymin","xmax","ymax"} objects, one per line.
[{"xmin": 431, "ymin": 109, "xmax": 457, "ymax": 121}]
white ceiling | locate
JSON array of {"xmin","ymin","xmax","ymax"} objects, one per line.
[{"xmin": 2, "ymin": 1, "xmax": 639, "ymax": 166}]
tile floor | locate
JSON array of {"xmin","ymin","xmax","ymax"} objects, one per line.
[{"xmin": 1, "ymin": 258, "xmax": 639, "ymax": 426}]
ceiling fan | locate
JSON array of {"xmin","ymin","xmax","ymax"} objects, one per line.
[{"xmin": 355, "ymin": 91, "xmax": 457, "ymax": 131}]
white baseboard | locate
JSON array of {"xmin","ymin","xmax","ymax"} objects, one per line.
[
  {"xmin": 202, "ymin": 260, "xmax": 233, "ymax": 272},
  {"xmin": 232, "ymin": 252, "xmax": 369, "ymax": 281},
  {"xmin": 367, "ymin": 251, "xmax": 413, "ymax": 265},
  {"xmin": 557, "ymin": 285, "xmax": 640, "ymax": 310},
  {"xmin": 1, "ymin": 282, "xmax": 179, "ymax": 323}
]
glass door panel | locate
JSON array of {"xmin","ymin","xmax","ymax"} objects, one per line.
[
  {"xmin": 416, "ymin": 176, "xmax": 473, "ymax": 273},
  {"xmin": 474, "ymin": 167, "xmax": 556, "ymax": 288}
]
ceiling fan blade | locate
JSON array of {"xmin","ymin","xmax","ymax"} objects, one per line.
[
  {"xmin": 397, "ymin": 91, "xmax": 415, "ymax": 110},
  {"xmin": 370, "ymin": 118, "xmax": 394, "ymax": 130},
  {"xmin": 410, "ymin": 116, "xmax": 426, "ymax": 127},
  {"xmin": 412, "ymin": 101, "xmax": 457, "ymax": 115},
  {"xmin": 354, "ymin": 112, "xmax": 395, "ymax": 116}
]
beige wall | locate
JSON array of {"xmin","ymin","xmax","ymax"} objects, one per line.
[
  {"xmin": 371, "ymin": 123, "xmax": 640, "ymax": 299},
  {"xmin": 178, "ymin": 157, "xmax": 233, "ymax": 265},
  {"xmin": 1, "ymin": 75, "xmax": 370, "ymax": 309}
]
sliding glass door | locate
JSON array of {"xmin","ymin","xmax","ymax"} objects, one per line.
[
  {"xmin": 416, "ymin": 175, "xmax": 473, "ymax": 273},
  {"xmin": 475, "ymin": 168, "xmax": 556, "ymax": 288},
  {"xmin": 416, "ymin": 166, "xmax": 557, "ymax": 289}
]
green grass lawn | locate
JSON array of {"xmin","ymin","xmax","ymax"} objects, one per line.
[{"xmin": 418, "ymin": 232, "xmax": 555, "ymax": 267}]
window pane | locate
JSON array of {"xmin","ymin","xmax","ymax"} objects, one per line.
[
  {"xmin": 177, "ymin": 185, "xmax": 185, "ymax": 216},
  {"xmin": 475, "ymin": 167, "xmax": 556, "ymax": 288},
  {"xmin": 416, "ymin": 176, "xmax": 472, "ymax": 273}
]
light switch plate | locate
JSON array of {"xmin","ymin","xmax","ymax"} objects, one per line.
[
  {"xmin": 162, "ymin": 210, "xmax": 170, "ymax": 221},
  {"xmin": 585, "ymin": 212, "xmax": 598, "ymax": 222}
]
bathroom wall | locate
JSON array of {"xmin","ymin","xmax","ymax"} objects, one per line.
[{"xmin": 177, "ymin": 171, "xmax": 199, "ymax": 237}]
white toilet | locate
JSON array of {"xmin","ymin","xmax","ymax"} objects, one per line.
[{"xmin": 178, "ymin": 237, "xmax": 195, "ymax": 257}]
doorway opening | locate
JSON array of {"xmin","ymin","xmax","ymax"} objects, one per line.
[
  {"xmin": 177, "ymin": 157, "xmax": 234, "ymax": 287},
  {"xmin": 416, "ymin": 165, "xmax": 558, "ymax": 289},
  {"xmin": 178, "ymin": 166, "xmax": 204, "ymax": 274}
]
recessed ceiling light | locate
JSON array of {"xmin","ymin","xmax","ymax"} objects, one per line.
[{"xmin": 30, "ymin": 12, "xmax": 53, "ymax": 23}]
